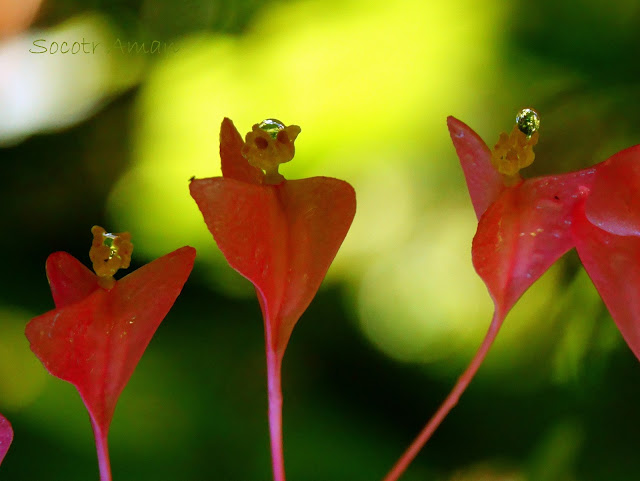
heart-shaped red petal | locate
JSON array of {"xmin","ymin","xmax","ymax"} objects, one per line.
[
  {"xmin": 473, "ymin": 169, "xmax": 596, "ymax": 316},
  {"xmin": 26, "ymin": 246, "xmax": 195, "ymax": 432},
  {"xmin": 190, "ymin": 177, "xmax": 355, "ymax": 356},
  {"xmin": 584, "ymin": 144, "xmax": 640, "ymax": 236}
]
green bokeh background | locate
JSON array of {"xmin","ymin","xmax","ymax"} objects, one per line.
[{"xmin": 2, "ymin": 0, "xmax": 640, "ymax": 480}]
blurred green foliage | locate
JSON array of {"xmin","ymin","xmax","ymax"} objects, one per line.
[{"xmin": 2, "ymin": 0, "xmax": 640, "ymax": 480}]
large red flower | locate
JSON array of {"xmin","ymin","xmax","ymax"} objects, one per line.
[
  {"xmin": 383, "ymin": 111, "xmax": 640, "ymax": 481},
  {"xmin": 190, "ymin": 118, "xmax": 356, "ymax": 481},
  {"xmin": 26, "ymin": 227, "xmax": 195, "ymax": 481}
]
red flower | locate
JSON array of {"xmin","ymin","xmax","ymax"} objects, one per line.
[
  {"xmin": 383, "ymin": 110, "xmax": 640, "ymax": 481},
  {"xmin": 26, "ymin": 227, "xmax": 195, "ymax": 481},
  {"xmin": 0, "ymin": 413, "xmax": 12, "ymax": 466},
  {"xmin": 190, "ymin": 118, "xmax": 356, "ymax": 481}
]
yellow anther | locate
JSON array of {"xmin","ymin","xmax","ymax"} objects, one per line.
[
  {"xmin": 491, "ymin": 125, "xmax": 539, "ymax": 177},
  {"xmin": 241, "ymin": 119, "xmax": 301, "ymax": 185},
  {"xmin": 89, "ymin": 226, "xmax": 133, "ymax": 289}
]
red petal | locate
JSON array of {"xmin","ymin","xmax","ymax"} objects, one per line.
[
  {"xmin": 0, "ymin": 414, "xmax": 12, "ymax": 465},
  {"xmin": 584, "ymin": 144, "xmax": 640, "ymax": 236},
  {"xmin": 46, "ymin": 252, "xmax": 99, "ymax": 308},
  {"xmin": 275, "ymin": 178, "xmax": 356, "ymax": 351},
  {"xmin": 447, "ymin": 116, "xmax": 505, "ymax": 219},
  {"xmin": 573, "ymin": 206, "xmax": 640, "ymax": 360},
  {"xmin": 26, "ymin": 246, "xmax": 195, "ymax": 432},
  {"xmin": 473, "ymin": 169, "xmax": 596, "ymax": 316},
  {"xmin": 190, "ymin": 177, "xmax": 355, "ymax": 356},
  {"xmin": 220, "ymin": 118, "xmax": 264, "ymax": 184},
  {"xmin": 190, "ymin": 177, "xmax": 288, "ymax": 328}
]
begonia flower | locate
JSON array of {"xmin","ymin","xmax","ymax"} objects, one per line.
[
  {"xmin": 383, "ymin": 110, "xmax": 640, "ymax": 481},
  {"xmin": 26, "ymin": 227, "xmax": 195, "ymax": 481},
  {"xmin": 0, "ymin": 413, "xmax": 12, "ymax": 466},
  {"xmin": 190, "ymin": 118, "xmax": 356, "ymax": 481}
]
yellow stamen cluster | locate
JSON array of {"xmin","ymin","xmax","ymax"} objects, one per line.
[
  {"xmin": 491, "ymin": 125, "xmax": 539, "ymax": 177},
  {"xmin": 89, "ymin": 225, "xmax": 133, "ymax": 289},
  {"xmin": 241, "ymin": 119, "xmax": 301, "ymax": 185}
]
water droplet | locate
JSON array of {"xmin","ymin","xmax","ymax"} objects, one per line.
[
  {"xmin": 258, "ymin": 118, "xmax": 285, "ymax": 139},
  {"xmin": 516, "ymin": 108, "xmax": 540, "ymax": 136}
]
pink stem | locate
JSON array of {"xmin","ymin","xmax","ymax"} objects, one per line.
[
  {"xmin": 266, "ymin": 348, "xmax": 286, "ymax": 481},
  {"xmin": 90, "ymin": 418, "xmax": 112, "ymax": 481},
  {"xmin": 382, "ymin": 310, "xmax": 504, "ymax": 481}
]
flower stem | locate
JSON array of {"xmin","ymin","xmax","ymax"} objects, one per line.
[
  {"xmin": 90, "ymin": 418, "xmax": 112, "ymax": 481},
  {"xmin": 266, "ymin": 348, "xmax": 286, "ymax": 481},
  {"xmin": 382, "ymin": 310, "xmax": 504, "ymax": 481}
]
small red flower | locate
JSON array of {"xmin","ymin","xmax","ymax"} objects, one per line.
[
  {"xmin": 452, "ymin": 113, "xmax": 640, "ymax": 358},
  {"xmin": 383, "ymin": 110, "xmax": 640, "ymax": 481},
  {"xmin": 0, "ymin": 413, "xmax": 12, "ymax": 466},
  {"xmin": 190, "ymin": 118, "xmax": 356, "ymax": 481},
  {"xmin": 26, "ymin": 227, "xmax": 195, "ymax": 481}
]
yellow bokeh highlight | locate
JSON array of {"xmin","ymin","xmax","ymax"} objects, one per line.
[
  {"xmin": 103, "ymin": 0, "xmax": 573, "ymax": 369},
  {"xmin": 358, "ymin": 207, "xmax": 490, "ymax": 363},
  {"xmin": 108, "ymin": 0, "xmax": 502, "ymax": 286}
]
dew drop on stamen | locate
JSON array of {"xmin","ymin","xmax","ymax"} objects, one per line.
[
  {"xmin": 516, "ymin": 108, "xmax": 540, "ymax": 137},
  {"xmin": 258, "ymin": 118, "xmax": 285, "ymax": 139}
]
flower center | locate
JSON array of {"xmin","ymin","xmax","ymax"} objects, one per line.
[
  {"xmin": 241, "ymin": 119, "xmax": 302, "ymax": 185},
  {"xmin": 89, "ymin": 225, "xmax": 133, "ymax": 289}
]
